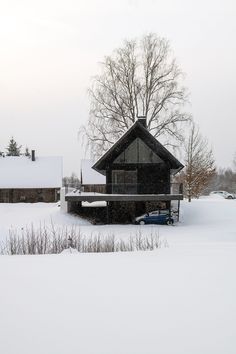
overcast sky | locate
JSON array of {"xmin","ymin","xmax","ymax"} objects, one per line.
[{"xmin": 0, "ymin": 0, "xmax": 236, "ymax": 175}]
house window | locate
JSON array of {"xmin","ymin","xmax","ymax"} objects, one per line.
[
  {"xmin": 112, "ymin": 170, "xmax": 137, "ymax": 194},
  {"xmin": 114, "ymin": 138, "xmax": 162, "ymax": 164},
  {"xmin": 138, "ymin": 139, "xmax": 161, "ymax": 163}
]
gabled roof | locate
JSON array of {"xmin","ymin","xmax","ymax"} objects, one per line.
[
  {"xmin": 92, "ymin": 121, "xmax": 184, "ymax": 175},
  {"xmin": 81, "ymin": 159, "xmax": 106, "ymax": 185},
  {"xmin": 0, "ymin": 156, "xmax": 62, "ymax": 188}
]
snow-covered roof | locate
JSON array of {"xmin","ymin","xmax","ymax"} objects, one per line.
[
  {"xmin": 81, "ymin": 159, "xmax": 106, "ymax": 185},
  {"xmin": 0, "ymin": 156, "xmax": 62, "ymax": 188}
]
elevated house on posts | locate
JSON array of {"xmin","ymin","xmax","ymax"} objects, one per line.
[{"xmin": 65, "ymin": 118, "xmax": 184, "ymax": 223}]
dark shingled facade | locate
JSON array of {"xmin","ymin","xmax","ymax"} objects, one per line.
[{"xmin": 66, "ymin": 119, "xmax": 183, "ymax": 223}]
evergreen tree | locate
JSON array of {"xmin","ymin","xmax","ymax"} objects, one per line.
[{"xmin": 6, "ymin": 137, "xmax": 22, "ymax": 156}]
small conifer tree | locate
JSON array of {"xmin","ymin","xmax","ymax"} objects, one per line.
[{"xmin": 6, "ymin": 137, "xmax": 22, "ymax": 156}]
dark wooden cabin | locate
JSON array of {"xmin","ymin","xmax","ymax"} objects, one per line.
[
  {"xmin": 66, "ymin": 118, "xmax": 184, "ymax": 223},
  {"xmin": 93, "ymin": 118, "xmax": 183, "ymax": 194}
]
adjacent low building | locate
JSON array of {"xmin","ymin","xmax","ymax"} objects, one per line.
[
  {"xmin": 0, "ymin": 151, "xmax": 62, "ymax": 203},
  {"xmin": 80, "ymin": 159, "xmax": 106, "ymax": 193}
]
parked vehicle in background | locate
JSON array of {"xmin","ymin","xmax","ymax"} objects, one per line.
[
  {"xmin": 209, "ymin": 191, "xmax": 235, "ymax": 199},
  {"xmin": 135, "ymin": 210, "xmax": 174, "ymax": 225}
]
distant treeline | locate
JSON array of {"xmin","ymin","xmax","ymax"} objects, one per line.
[{"xmin": 203, "ymin": 168, "xmax": 236, "ymax": 195}]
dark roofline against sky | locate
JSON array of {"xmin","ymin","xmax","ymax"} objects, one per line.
[{"xmin": 92, "ymin": 121, "xmax": 184, "ymax": 173}]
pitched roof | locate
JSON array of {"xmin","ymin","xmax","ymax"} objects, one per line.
[
  {"xmin": 0, "ymin": 156, "xmax": 62, "ymax": 188},
  {"xmin": 92, "ymin": 121, "xmax": 184, "ymax": 175}
]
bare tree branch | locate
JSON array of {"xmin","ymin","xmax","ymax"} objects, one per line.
[
  {"xmin": 176, "ymin": 123, "xmax": 215, "ymax": 202},
  {"xmin": 82, "ymin": 33, "xmax": 191, "ymax": 158}
]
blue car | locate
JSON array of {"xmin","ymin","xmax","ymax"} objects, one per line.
[{"xmin": 135, "ymin": 210, "xmax": 174, "ymax": 225}]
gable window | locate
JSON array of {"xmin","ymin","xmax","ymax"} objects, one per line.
[{"xmin": 114, "ymin": 138, "xmax": 162, "ymax": 164}]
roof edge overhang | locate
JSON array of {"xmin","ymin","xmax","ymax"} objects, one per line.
[
  {"xmin": 92, "ymin": 121, "xmax": 184, "ymax": 173},
  {"xmin": 65, "ymin": 193, "xmax": 183, "ymax": 202}
]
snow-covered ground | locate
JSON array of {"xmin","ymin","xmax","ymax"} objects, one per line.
[{"xmin": 0, "ymin": 197, "xmax": 236, "ymax": 354}]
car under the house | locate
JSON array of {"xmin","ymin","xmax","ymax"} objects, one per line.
[{"xmin": 135, "ymin": 210, "xmax": 174, "ymax": 225}]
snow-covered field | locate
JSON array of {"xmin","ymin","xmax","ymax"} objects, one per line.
[{"xmin": 0, "ymin": 198, "xmax": 236, "ymax": 354}]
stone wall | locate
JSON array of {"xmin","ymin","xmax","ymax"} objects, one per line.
[
  {"xmin": 108, "ymin": 200, "xmax": 171, "ymax": 223},
  {"xmin": 0, "ymin": 188, "xmax": 60, "ymax": 203},
  {"xmin": 109, "ymin": 201, "xmax": 138, "ymax": 223},
  {"xmin": 145, "ymin": 201, "xmax": 170, "ymax": 212},
  {"xmin": 83, "ymin": 185, "xmax": 106, "ymax": 193}
]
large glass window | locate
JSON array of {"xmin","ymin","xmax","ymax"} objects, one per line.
[
  {"xmin": 112, "ymin": 170, "xmax": 137, "ymax": 193},
  {"xmin": 114, "ymin": 138, "xmax": 162, "ymax": 164},
  {"xmin": 114, "ymin": 140, "xmax": 137, "ymax": 163},
  {"xmin": 138, "ymin": 139, "xmax": 161, "ymax": 163}
]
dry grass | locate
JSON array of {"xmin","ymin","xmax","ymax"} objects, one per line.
[{"xmin": 0, "ymin": 224, "xmax": 167, "ymax": 255}]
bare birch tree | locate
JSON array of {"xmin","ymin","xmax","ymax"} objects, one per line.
[
  {"xmin": 182, "ymin": 123, "xmax": 215, "ymax": 202},
  {"xmin": 82, "ymin": 33, "xmax": 191, "ymax": 157}
]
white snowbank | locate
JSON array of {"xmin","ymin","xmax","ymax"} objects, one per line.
[
  {"xmin": 0, "ymin": 198, "xmax": 236, "ymax": 354},
  {"xmin": 60, "ymin": 247, "xmax": 79, "ymax": 254},
  {"xmin": 0, "ymin": 202, "xmax": 90, "ymax": 241},
  {"xmin": 0, "ymin": 247, "xmax": 236, "ymax": 354}
]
